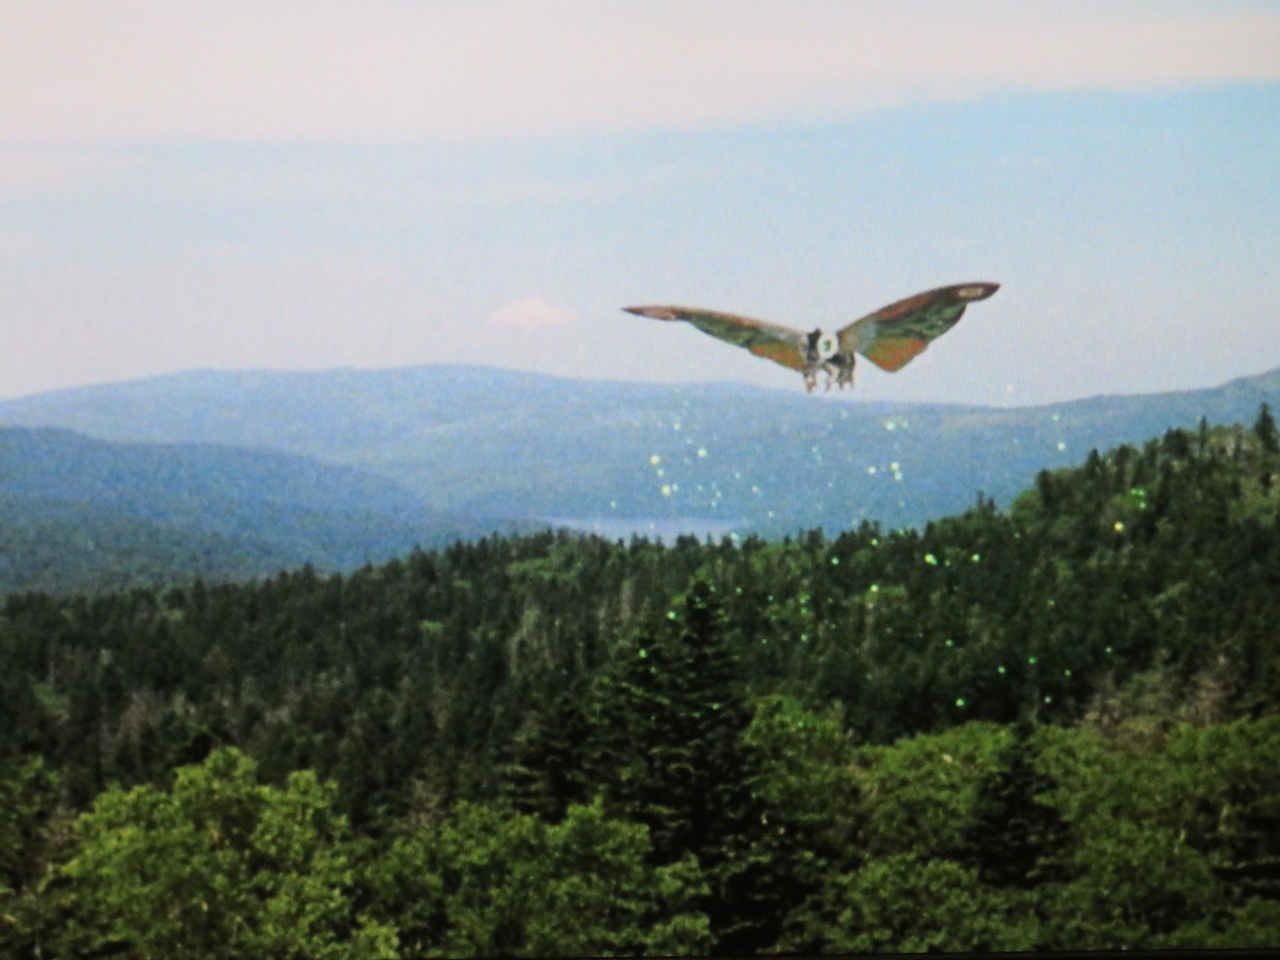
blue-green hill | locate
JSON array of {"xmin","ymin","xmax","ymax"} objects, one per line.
[
  {"xmin": 3, "ymin": 366, "xmax": 1276, "ymax": 539},
  {"xmin": 0, "ymin": 427, "xmax": 518, "ymax": 595}
]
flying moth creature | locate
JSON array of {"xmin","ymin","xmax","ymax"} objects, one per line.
[{"xmin": 624, "ymin": 282, "xmax": 999, "ymax": 393}]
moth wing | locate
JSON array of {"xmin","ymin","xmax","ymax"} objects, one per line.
[
  {"xmin": 838, "ymin": 282, "xmax": 998, "ymax": 372},
  {"xmin": 624, "ymin": 305, "xmax": 810, "ymax": 372}
]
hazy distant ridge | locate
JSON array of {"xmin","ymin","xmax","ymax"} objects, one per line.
[
  {"xmin": 0, "ymin": 426, "xmax": 522, "ymax": 594},
  {"xmin": 3, "ymin": 366, "xmax": 1276, "ymax": 541}
]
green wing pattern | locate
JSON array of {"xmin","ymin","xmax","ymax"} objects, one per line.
[
  {"xmin": 623, "ymin": 306, "xmax": 809, "ymax": 372},
  {"xmin": 840, "ymin": 282, "xmax": 998, "ymax": 372}
]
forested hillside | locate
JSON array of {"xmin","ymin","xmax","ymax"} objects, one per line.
[
  {"xmin": 0, "ymin": 427, "xmax": 526, "ymax": 595},
  {"xmin": 1, "ymin": 409, "xmax": 1278, "ymax": 956}
]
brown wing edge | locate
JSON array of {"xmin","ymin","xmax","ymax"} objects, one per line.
[
  {"xmin": 624, "ymin": 306, "xmax": 682, "ymax": 320},
  {"xmin": 623, "ymin": 305, "xmax": 805, "ymax": 337},
  {"xmin": 871, "ymin": 281, "xmax": 1000, "ymax": 323},
  {"xmin": 840, "ymin": 282, "xmax": 1000, "ymax": 343}
]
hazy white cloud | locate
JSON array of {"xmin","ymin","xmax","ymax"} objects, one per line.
[
  {"xmin": 488, "ymin": 298, "xmax": 579, "ymax": 331},
  {"xmin": 1, "ymin": 1, "xmax": 1276, "ymax": 143}
]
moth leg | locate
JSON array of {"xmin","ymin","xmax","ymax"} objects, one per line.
[
  {"xmin": 803, "ymin": 369, "xmax": 817, "ymax": 393},
  {"xmin": 836, "ymin": 355, "xmax": 856, "ymax": 390}
]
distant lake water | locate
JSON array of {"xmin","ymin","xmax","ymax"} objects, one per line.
[{"xmin": 547, "ymin": 517, "xmax": 744, "ymax": 543}]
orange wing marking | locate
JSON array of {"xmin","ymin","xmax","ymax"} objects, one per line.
[
  {"xmin": 863, "ymin": 337, "xmax": 927, "ymax": 372},
  {"xmin": 750, "ymin": 341, "xmax": 806, "ymax": 371}
]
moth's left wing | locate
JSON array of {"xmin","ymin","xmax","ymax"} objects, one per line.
[
  {"xmin": 624, "ymin": 305, "xmax": 810, "ymax": 372},
  {"xmin": 838, "ymin": 282, "xmax": 999, "ymax": 372}
]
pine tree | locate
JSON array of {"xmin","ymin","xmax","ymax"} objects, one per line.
[
  {"xmin": 1254, "ymin": 402, "xmax": 1278, "ymax": 453},
  {"xmin": 960, "ymin": 724, "xmax": 1069, "ymax": 890},
  {"xmin": 506, "ymin": 578, "xmax": 800, "ymax": 953}
]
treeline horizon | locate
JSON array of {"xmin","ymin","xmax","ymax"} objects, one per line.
[{"xmin": 1, "ymin": 407, "xmax": 1278, "ymax": 956}]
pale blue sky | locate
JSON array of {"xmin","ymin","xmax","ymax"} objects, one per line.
[{"xmin": 1, "ymin": 2, "xmax": 1277, "ymax": 404}]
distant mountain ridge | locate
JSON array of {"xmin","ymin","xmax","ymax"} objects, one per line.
[
  {"xmin": 3, "ymin": 365, "xmax": 1278, "ymax": 543},
  {"xmin": 0, "ymin": 426, "xmax": 524, "ymax": 595}
]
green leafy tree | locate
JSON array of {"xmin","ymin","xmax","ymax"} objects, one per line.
[
  {"xmin": 1035, "ymin": 718, "xmax": 1280, "ymax": 949},
  {"xmin": 740, "ymin": 695, "xmax": 864, "ymax": 952},
  {"xmin": 855, "ymin": 723, "xmax": 1015, "ymax": 860},
  {"xmin": 52, "ymin": 747, "xmax": 396, "ymax": 959},
  {"xmin": 370, "ymin": 798, "xmax": 710, "ymax": 957},
  {"xmin": 788, "ymin": 855, "xmax": 1040, "ymax": 953},
  {"xmin": 778, "ymin": 723, "xmax": 1041, "ymax": 952}
]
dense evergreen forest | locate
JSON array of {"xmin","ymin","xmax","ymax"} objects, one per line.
[{"xmin": 2, "ymin": 408, "xmax": 1278, "ymax": 956}]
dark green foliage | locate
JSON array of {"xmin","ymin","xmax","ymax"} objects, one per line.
[
  {"xmin": 3, "ymin": 421, "xmax": 1278, "ymax": 821},
  {"xmin": 778, "ymin": 722, "xmax": 1041, "ymax": 953},
  {"xmin": 367, "ymin": 798, "xmax": 711, "ymax": 957},
  {"xmin": 505, "ymin": 580, "xmax": 801, "ymax": 953},
  {"xmin": 0, "ymin": 417, "xmax": 1278, "ymax": 953},
  {"xmin": 0, "ymin": 756, "xmax": 64, "ymax": 956},
  {"xmin": 1255, "ymin": 401, "xmax": 1278, "ymax": 453},
  {"xmin": 1255, "ymin": 403, "xmax": 1278, "ymax": 493},
  {"xmin": 1033, "ymin": 716, "xmax": 1280, "ymax": 949},
  {"xmin": 960, "ymin": 724, "xmax": 1069, "ymax": 889},
  {"xmin": 779, "ymin": 716, "xmax": 1280, "ymax": 953},
  {"xmin": 564, "ymin": 581, "xmax": 756, "ymax": 858},
  {"xmin": 0, "ymin": 492, "xmax": 294, "ymax": 597}
]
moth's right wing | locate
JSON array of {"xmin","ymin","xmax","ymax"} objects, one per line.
[
  {"xmin": 838, "ymin": 282, "xmax": 999, "ymax": 372},
  {"xmin": 624, "ymin": 305, "xmax": 810, "ymax": 372}
]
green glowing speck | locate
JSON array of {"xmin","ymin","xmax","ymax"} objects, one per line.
[
  {"xmin": 945, "ymin": 639, "xmax": 953, "ymax": 647},
  {"xmin": 1044, "ymin": 695, "xmax": 1053, "ymax": 704},
  {"xmin": 1029, "ymin": 657, "xmax": 1038, "ymax": 664},
  {"xmin": 998, "ymin": 666, "xmax": 1006, "ymax": 675},
  {"xmin": 639, "ymin": 649, "xmax": 647, "ymax": 658},
  {"xmin": 956, "ymin": 698, "xmax": 966, "ymax": 707}
]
